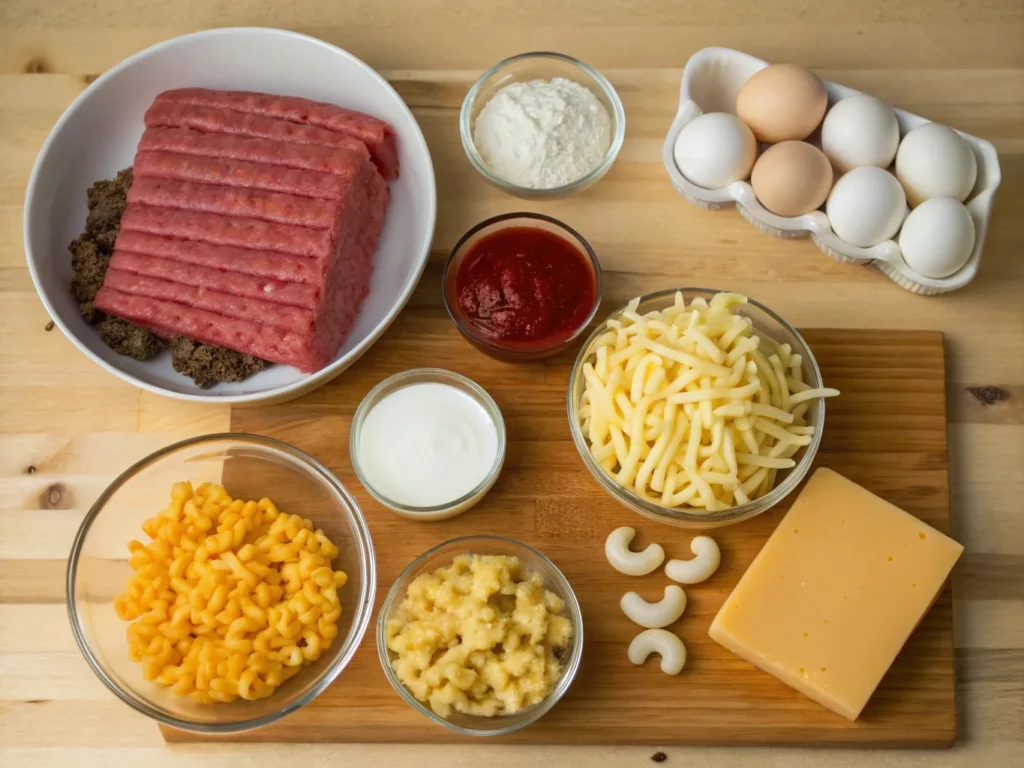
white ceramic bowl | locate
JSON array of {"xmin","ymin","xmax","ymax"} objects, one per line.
[
  {"xmin": 663, "ymin": 47, "xmax": 1001, "ymax": 295},
  {"xmin": 24, "ymin": 27, "xmax": 436, "ymax": 403}
]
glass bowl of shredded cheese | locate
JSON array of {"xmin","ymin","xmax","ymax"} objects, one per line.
[
  {"xmin": 567, "ymin": 289, "xmax": 839, "ymax": 529},
  {"xmin": 460, "ymin": 51, "xmax": 626, "ymax": 198},
  {"xmin": 66, "ymin": 433, "xmax": 376, "ymax": 732}
]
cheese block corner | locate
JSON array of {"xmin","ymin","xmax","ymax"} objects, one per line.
[{"xmin": 709, "ymin": 467, "xmax": 963, "ymax": 721}]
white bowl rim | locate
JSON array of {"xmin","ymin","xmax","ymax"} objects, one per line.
[{"xmin": 23, "ymin": 26, "xmax": 437, "ymax": 404}]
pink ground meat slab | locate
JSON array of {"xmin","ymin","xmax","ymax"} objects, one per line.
[
  {"xmin": 93, "ymin": 287, "xmax": 321, "ymax": 370},
  {"xmin": 134, "ymin": 150, "xmax": 351, "ymax": 201},
  {"xmin": 144, "ymin": 102, "xmax": 373, "ymax": 159},
  {"xmin": 155, "ymin": 88, "xmax": 398, "ymax": 179},
  {"xmin": 101, "ymin": 267, "xmax": 316, "ymax": 336},
  {"xmin": 104, "ymin": 166, "xmax": 382, "ymax": 369},
  {"xmin": 138, "ymin": 126, "xmax": 371, "ymax": 174},
  {"xmin": 109, "ymin": 250, "xmax": 320, "ymax": 310},
  {"xmin": 137, "ymin": 128, "xmax": 372, "ymax": 179},
  {"xmin": 310, "ymin": 158, "xmax": 389, "ymax": 361},
  {"xmin": 98, "ymin": 89, "xmax": 396, "ymax": 375},
  {"xmin": 113, "ymin": 231, "xmax": 326, "ymax": 286},
  {"xmin": 127, "ymin": 176, "xmax": 343, "ymax": 232},
  {"xmin": 119, "ymin": 205, "xmax": 334, "ymax": 260}
]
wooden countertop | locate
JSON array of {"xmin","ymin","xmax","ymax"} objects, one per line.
[{"xmin": 1, "ymin": 1, "xmax": 1021, "ymax": 765}]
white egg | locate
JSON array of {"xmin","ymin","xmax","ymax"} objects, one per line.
[
  {"xmin": 895, "ymin": 123, "xmax": 978, "ymax": 207},
  {"xmin": 826, "ymin": 167, "xmax": 907, "ymax": 247},
  {"xmin": 898, "ymin": 197, "xmax": 976, "ymax": 278},
  {"xmin": 821, "ymin": 95, "xmax": 900, "ymax": 174},
  {"xmin": 673, "ymin": 112, "xmax": 758, "ymax": 189}
]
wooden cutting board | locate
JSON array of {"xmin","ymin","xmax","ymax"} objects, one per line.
[{"xmin": 163, "ymin": 311, "xmax": 954, "ymax": 747}]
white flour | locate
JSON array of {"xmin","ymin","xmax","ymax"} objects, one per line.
[{"xmin": 473, "ymin": 77, "xmax": 612, "ymax": 189}]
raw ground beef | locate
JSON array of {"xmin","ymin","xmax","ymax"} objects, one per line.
[
  {"xmin": 118, "ymin": 205, "xmax": 335, "ymax": 260},
  {"xmin": 134, "ymin": 150, "xmax": 351, "ymax": 199},
  {"xmin": 113, "ymin": 231, "xmax": 325, "ymax": 285},
  {"xmin": 144, "ymin": 102, "xmax": 372, "ymax": 160},
  {"xmin": 109, "ymin": 250, "xmax": 320, "ymax": 310},
  {"xmin": 90, "ymin": 88, "xmax": 393, "ymax": 378},
  {"xmin": 126, "ymin": 176, "xmax": 344, "ymax": 231},
  {"xmin": 153, "ymin": 88, "xmax": 399, "ymax": 179},
  {"xmin": 69, "ymin": 169, "xmax": 270, "ymax": 382},
  {"xmin": 139, "ymin": 126, "xmax": 369, "ymax": 175}
]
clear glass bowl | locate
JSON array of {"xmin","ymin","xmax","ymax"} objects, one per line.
[
  {"xmin": 460, "ymin": 51, "xmax": 626, "ymax": 199},
  {"xmin": 567, "ymin": 288, "xmax": 827, "ymax": 529},
  {"xmin": 443, "ymin": 212, "xmax": 603, "ymax": 361},
  {"xmin": 350, "ymin": 368, "xmax": 506, "ymax": 521},
  {"xmin": 66, "ymin": 433, "xmax": 376, "ymax": 733},
  {"xmin": 376, "ymin": 535, "xmax": 584, "ymax": 736}
]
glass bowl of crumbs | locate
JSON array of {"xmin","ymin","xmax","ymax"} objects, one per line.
[{"xmin": 461, "ymin": 51, "xmax": 626, "ymax": 199}]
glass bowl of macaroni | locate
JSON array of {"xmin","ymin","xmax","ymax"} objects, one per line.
[
  {"xmin": 567, "ymin": 288, "xmax": 834, "ymax": 529},
  {"xmin": 66, "ymin": 433, "xmax": 376, "ymax": 733},
  {"xmin": 376, "ymin": 535, "xmax": 584, "ymax": 736}
]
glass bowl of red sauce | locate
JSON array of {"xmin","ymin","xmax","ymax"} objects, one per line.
[{"xmin": 443, "ymin": 213, "xmax": 602, "ymax": 361}]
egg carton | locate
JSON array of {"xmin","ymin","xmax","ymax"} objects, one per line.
[{"xmin": 662, "ymin": 47, "xmax": 1002, "ymax": 295}]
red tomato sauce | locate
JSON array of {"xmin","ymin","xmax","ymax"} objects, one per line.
[{"xmin": 455, "ymin": 227, "xmax": 596, "ymax": 348}]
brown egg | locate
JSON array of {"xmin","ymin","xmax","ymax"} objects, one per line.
[
  {"xmin": 750, "ymin": 141, "xmax": 834, "ymax": 218},
  {"xmin": 736, "ymin": 64, "xmax": 828, "ymax": 143}
]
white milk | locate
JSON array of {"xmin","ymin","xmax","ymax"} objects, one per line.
[{"xmin": 357, "ymin": 382, "xmax": 499, "ymax": 508}]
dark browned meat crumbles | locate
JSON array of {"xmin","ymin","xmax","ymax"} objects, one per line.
[
  {"xmin": 69, "ymin": 169, "xmax": 269, "ymax": 385},
  {"xmin": 171, "ymin": 337, "xmax": 268, "ymax": 389},
  {"xmin": 69, "ymin": 235, "xmax": 110, "ymax": 324},
  {"xmin": 99, "ymin": 315, "xmax": 164, "ymax": 360},
  {"xmin": 69, "ymin": 169, "xmax": 156, "ymax": 343},
  {"xmin": 86, "ymin": 167, "xmax": 133, "ymax": 251}
]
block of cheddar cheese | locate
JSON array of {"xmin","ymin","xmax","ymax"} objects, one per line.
[{"xmin": 708, "ymin": 467, "xmax": 963, "ymax": 721}]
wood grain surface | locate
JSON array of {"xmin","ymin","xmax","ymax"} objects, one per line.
[
  {"xmin": 160, "ymin": 327, "xmax": 958, "ymax": 747},
  {"xmin": 1, "ymin": 0, "xmax": 1022, "ymax": 766}
]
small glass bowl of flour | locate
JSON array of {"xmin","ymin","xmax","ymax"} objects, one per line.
[{"xmin": 461, "ymin": 51, "xmax": 626, "ymax": 198}]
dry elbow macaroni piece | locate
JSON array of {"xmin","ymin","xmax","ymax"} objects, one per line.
[
  {"xmin": 620, "ymin": 585, "xmax": 687, "ymax": 629},
  {"xmin": 578, "ymin": 291, "xmax": 839, "ymax": 512},
  {"xmin": 113, "ymin": 481, "xmax": 348, "ymax": 704},
  {"xmin": 385, "ymin": 554, "xmax": 572, "ymax": 718},
  {"xmin": 628, "ymin": 629, "xmax": 687, "ymax": 675},
  {"xmin": 605, "ymin": 526, "xmax": 665, "ymax": 576},
  {"xmin": 665, "ymin": 536, "xmax": 721, "ymax": 585}
]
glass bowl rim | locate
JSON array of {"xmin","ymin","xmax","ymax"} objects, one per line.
[
  {"xmin": 375, "ymin": 534, "xmax": 585, "ymax": 736},
  {"xmin": 65, "ymin": 431, "xmax": 377, "ymax": 733},
  {"xmin": 441, "ymin": 211, "xmax": 604, "ymax": 356},
  {"xmin": 566, "ymin": 287, "xmax": 826, "ymax": 526},
  {"xmin": 349, "ymin": 368, "xmax": 508, "ymax": 515},
  {"xmin": 459, "ymin": 50, "xmax": 627, "ymax": 197}
]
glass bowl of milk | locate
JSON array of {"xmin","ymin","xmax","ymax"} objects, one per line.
[{"xmin": 350, "ymin": 368, "xmax": 506, "ymax": 520}]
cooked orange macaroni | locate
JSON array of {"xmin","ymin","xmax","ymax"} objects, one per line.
[
  {"xmin": 113, "ymin": 482, "xmax": 348, "ymax": 703},
  {"xmin": 385, "ymin": 554, "xmax": 572, "ymax": 718}
]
